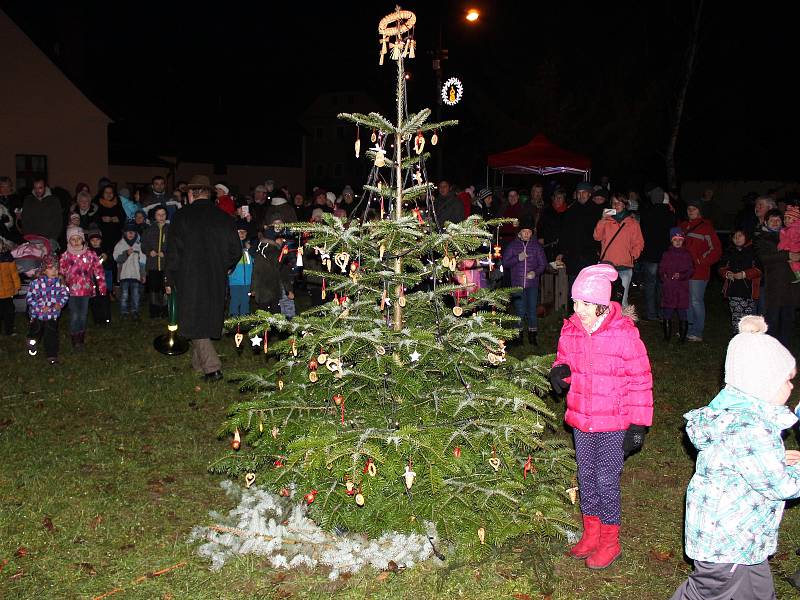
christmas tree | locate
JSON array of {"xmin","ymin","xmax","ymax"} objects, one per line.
[{"xmin": 213, "ymin": 6, "xmax": 575, "ymax": 568}]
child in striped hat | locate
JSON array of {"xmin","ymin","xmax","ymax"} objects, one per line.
[{"xmin": 778, "ymin": 204, "xmax": 800, "ymax": 282}]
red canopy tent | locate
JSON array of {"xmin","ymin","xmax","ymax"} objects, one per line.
[{"xmin": 487, "ymin": 134, "xmax": 591, "ymax": 182}]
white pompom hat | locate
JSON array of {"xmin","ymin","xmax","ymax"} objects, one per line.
[{"xmin": 725, "ymin": 316, "xmax": 796, "ymax": 402}]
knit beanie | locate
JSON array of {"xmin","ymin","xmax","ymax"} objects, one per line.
[
  {"xmin": 571, "ymin": 264, "xmax": 619, "ymax": 305},
  {"xmin": 86, "ymin": 223, "xmax": 102, "ymax": 240},
  {"xmin": 669, "ymin": 227, "xmax": 685, "ymax": 239},
  {"xmin": 725, "ymin": 316, "xmax": 795, "ymax": 402},
  {"xmin": 66, "ymin": 225, "xmax": 84, "ymax": 242},
  {"xmin": 785, "ymin": 205, "xmax": 800, "ymax": 221}
]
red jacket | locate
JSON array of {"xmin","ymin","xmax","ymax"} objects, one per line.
[
  {"xmin": 554, "ymin": 302, "xmax": 653, "ymax": 432},
  {"xmin": 217, "ymin": 194, "xmax": 236, "ymax": 216},
  {"xmin": 678, "ymin": 218, "xmax": 722, "ymax": 281},
  {"xmin": 457, "ymin": 191, "xmax": 472, "ymax": 218}
]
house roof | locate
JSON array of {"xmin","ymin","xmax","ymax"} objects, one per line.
[{"xmin": 0, "ymin": 9, "xmax": 111, "ymax": 123}]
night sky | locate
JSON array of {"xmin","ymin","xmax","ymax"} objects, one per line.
[{"xmin": 3, "ymin": 1, "xmax": 798, "ymax": 189}]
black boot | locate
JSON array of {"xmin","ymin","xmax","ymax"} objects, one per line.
[
  {"xmin": 507, "ymin": 333, "xmax": 523, "ymax": 349},
  {"xmin": 678, "ymin": 320, "xmax": 688, "ymax": 344},
  {"xmin": 527, "ymin": 330, "xmax": 538, "ymax": 346},
  {"xmin": 662, "ymin": 319, "xmax": 672, "ymax": 342},
  {"xmin": 71, "ymin": 332, "xmax": 84, "ymax": 352}
]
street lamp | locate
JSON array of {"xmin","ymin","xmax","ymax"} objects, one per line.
[{"xmin": 465, "ymin": 8, "xmax": 480, "ymax": 22}]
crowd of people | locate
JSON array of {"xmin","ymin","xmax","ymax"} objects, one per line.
[
  {"xmin": 2, "ymin": 173, "xmax": 800, "ymax": 360},
  {"xmin": 4, "ymin": 169, "xmax": 800, "ymax": 594}
]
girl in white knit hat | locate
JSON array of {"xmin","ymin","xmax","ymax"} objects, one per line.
[{"xmin": 671, "ymin": 315, "xmax": 800, "ymax": 599}]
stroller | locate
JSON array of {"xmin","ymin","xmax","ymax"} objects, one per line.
[{"xmin": 11, "ymin": 234, "xmax": 53, "ymax": 313}]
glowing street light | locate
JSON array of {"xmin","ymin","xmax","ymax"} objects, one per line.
[{"xmin": 465, "ymin": 8, "xmax": 480, "ymax": 22}]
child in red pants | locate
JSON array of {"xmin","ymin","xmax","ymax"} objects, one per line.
[{"xmin": 549, "ymin": 264, "xmax": 653, "ymax": 569}]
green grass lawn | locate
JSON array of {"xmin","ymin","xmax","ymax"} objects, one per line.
[{"xmin": 2, "ymin": 284, "xmax": 800, "ymax": 599}]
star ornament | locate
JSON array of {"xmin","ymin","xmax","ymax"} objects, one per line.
[
  {"xmin": 409, "ymin": 350, "xmax": 421, "ymax": 362},
  {"xmin": 250, "ymin": 335, "xmax": 263, "ymax": 347}
]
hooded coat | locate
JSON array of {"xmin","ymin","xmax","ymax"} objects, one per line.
[
  {"xmin": 165, "ymin": 198, "xmax": 241, "ymax": 339},
  {"xmin": 682, "ymin": 387, "xmax": 800, "ymax": 564},
  {"xmin": 113, "ymin": 233, "xmax": 146, "ymax": 281},
  {"xmin": 554, "ymin": 302, "xmax": 653, "ymax": 432},
  {"xmin": 658, "ymin": 246, "xmax": 694, "ymax": 309}
]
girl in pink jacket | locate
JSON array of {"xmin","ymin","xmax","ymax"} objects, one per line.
[
  {"xmin": 59, "ymin": 225, "xmax": 107, "ymax": 350},
  {"xmin": 549, "ymin": 263, "xmax": 653, "ymax": 569}
]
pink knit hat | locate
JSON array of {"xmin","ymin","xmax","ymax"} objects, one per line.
[
  {"xmin": 785, "ymin": 205, "xmax": 800, "ymax": 221},
  {"xmin": 571, "ymin": 264, "xmax": 619, "ymax": 305}
]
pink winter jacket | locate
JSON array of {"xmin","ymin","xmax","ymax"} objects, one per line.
[
  {"xmin": 59, "ymin": 249, "xmax": 107, "ymax": 297},
  {"xmin": 554, "ymin": 302, "xmax": 653, "ymax": 432}
]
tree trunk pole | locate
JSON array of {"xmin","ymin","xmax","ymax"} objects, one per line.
[
  {"xmin": 666, "ymin": 0, "xmax": 704, "ymax": 192},
  {"xmin": 394, "ymin": 50, "xmax": 404, "ymax": 332}
]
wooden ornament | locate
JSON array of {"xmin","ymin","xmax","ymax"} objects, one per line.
[
  {"xmin": 368, "ymin": 462, "xmax": 377, "ymax": 477},
  {"xmin": 291, "ymin": 339, "xmax": 297, "ymax": 356},
  {"xmin": 354, "ymin": 138, "xmax": 361, "ymax": 158},
  {"xmin": 567, "ymin": 487, "xmax": 578, "ymax": 505},
  {"xmin": 326, "ymin": 358, "xmax": 340, "ymax": 373},
  {"xmin": 379, "ymin": 244, "xmax": 386, "ymax": 261},
  {"xmin": 398, "ymin": 294, "xmax": 406, "ymax": 307},
  {"xmin": 371, "ymin": 130, "xmax": 377, "ymax": 143},
  {"xmin": 488, "ymin": 457, "xmax": 501, "ymax": 471},
  {"xmin": 318, "ymin": 353, "xmax": 328, "ymax": 365},
  {"xmin": 334, "ymin": 252, "xmax": 350, "ymax": 273},
  {"xmin": 452, "ymin": 306, "xmax": 463, "ymax": 317},
  {"xmin": 414, "ymin": 131, "xmax": 425, "ymax": 155},
  {"xmin": 345, "ymin": 479, "xmax": 355, "ymax": 495},
  {"xmin": 309, "ymin": 371, "xmax": 318, "ymax": 383},
  {"xmin": 374, "ymin": 148, "xmax": 386, "ymax": 168},
  {"xmin": 376, "ymin": 345, "xmax": 386, "ymax": 356},
  {"xmin": 234, "ymin": 332, "xmax": 244, "ymax": 347},
  {"xmin": 244, "ymin": 473, "xmax": 256, "ymax": 488},
  {"xmin": 477, "ymin": 527, "xmax": 486, "ymax": 545},
  {"xmin": 355, "ymin": 492, "xmax": 365, "ymax": 507},
  {"xmin": 309, "ymin": 359, "xmax": 319, "ymax": 371},
  {"xmin": 431, "ymin": 132, "xmax": 439, "ymax": 146},
  {"xmin": 271, "ymin": 426, "xmax": 279, "ymax": 439},
  {"xmin": 403, "ymin": 465, "xmax": 416, "ymax": 490},
  {"xmin": 278, "ymin": 379, "xmax": 284, "ymax": 391},
  {"xmin": 231, "ymin": 429, "xmax": 241, "ymax": 451},
  {"xmin": 259, "ymin": 419, "xmax": 264, "ymax": 433},
  {"xmin": 333, "ymin": 393, "xmax": 344, "ymax": 406}
]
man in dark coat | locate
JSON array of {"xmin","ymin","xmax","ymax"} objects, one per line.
[
  {"xmin": 557, "ymin": 182, "xmax": 603, "ymax": 284},
  {"xmin": 165, "ymin": 175, "xmax": 241, "ymax": 381},
  {"xmin": 20, "ymin": 178, "xmax": 63, "ymax": 243},
  {"xmin": 433, "ymin": 180, "xmax": 465, "ymax": 229},
  {"xmin": 638, "ymin": 187, "xmax": 676, "ymax": 320}
]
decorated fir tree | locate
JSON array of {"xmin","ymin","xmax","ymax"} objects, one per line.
[{"xmin": 211, "ymin": 6, "xmax": 575, "ymax": 571}]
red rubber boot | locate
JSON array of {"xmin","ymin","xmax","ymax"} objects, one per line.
[
  {"xmin": 586, "ymin": 524, "xmax": 621, "ymax": 569},
  {"xmin": 568, "ymin": 515, "xmax": 601, "ymax": 559}
]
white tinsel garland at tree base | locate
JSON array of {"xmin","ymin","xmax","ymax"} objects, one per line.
[{"xmin": 189, "ymin": 481, "xmax": 439, "ymax": 580}]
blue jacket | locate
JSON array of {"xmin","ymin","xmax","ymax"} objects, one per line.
[
  {"xmin": 228, "ymin": 243, "xmax": 253, "ymax": 286},
  {"xmin": 683, "ymin": 386, "xmax": 800, "ymax": 564},
  {"xmin": 120, "ymin": 195, "xmax": 142, "ymax": 220}
]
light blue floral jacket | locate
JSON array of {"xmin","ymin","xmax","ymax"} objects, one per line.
[{"xmin": 683, "ymin": 386, "xmax": 800, "ymax": 565}]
